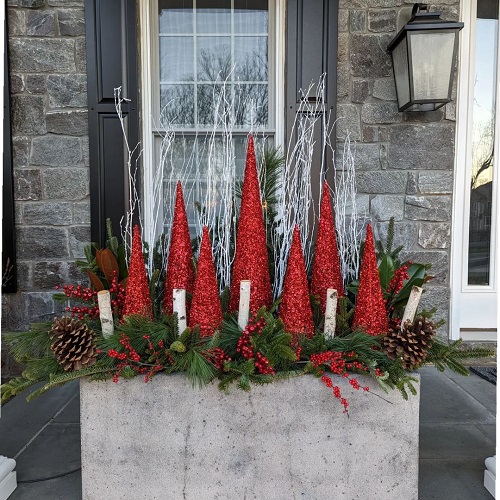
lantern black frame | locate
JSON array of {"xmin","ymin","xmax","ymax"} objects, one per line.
[{"xmin": 387, "ymin": 3, "xmax": 464, "ymax": 112}]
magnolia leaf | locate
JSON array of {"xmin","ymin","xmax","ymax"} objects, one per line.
[
  {"xmin": 378, "ymin": 254, "xmax": 395, "ymax": 292},
  {"xmin": 86, "ymin": 271, "xmax": 105, "ymax": 292},
  {"xmin": 392, "ymin": 263, "xmax": 426, "ymax": 308},
  {"xmin": 96, "ymin": 248, "xmax": 119, "ymax": 285}
]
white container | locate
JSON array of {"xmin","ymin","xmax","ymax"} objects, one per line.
[{"xmin": 80, "ymin": 373, "xmax": 419, "ymax": 500}]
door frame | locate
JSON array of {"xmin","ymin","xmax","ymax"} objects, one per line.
[{"xmin": 450, "ymin": 0, "xmax": 499, "ymax": 341}]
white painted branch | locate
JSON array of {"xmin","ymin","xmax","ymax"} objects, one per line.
[
  {"xmin": 97, "ymin": 290, "xmax": 114, "ymax": 339},
  {"xmin": 238, "ymin": 280, "xmax": 251, "ymax": 330},
  {"xmin": 401, "ymin": 286, "xmax": 423, "ymax": 329},
  {"xmin": 324, "ymin": 289, "xmax": 338, "ymax": 339},
  {"xmin": 173, "ymin": 289, "xmax": 187, "ymax": 333}
]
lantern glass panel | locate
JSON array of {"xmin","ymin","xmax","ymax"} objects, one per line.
[
  {"xmin": 392, "ymin": 37, "xmax": 410, "ymax": 109},
  {"xmin": 409, "ymin": 31, "xmax": 456, "ymax": 101}
]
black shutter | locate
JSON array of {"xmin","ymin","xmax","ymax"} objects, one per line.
[
  {"xmin": 285, "ymin": 0, "xmax": 338, "ymax": 192},
  {"xmin": 3, "ymin": 28, "xmax": 17, "ymax": 293},
  {"xmin": 85, "ymin": 0, "xmax": 140, "ymax": 247}
]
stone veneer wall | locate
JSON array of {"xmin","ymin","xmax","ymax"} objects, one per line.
[
  {"xmin": 2, "ymin": 0, "xmax": 89, "ymax": 377},
  {"xmin": 2, "ymin": 0, "xmax": 460, "ymax": 377},
  {"xmin": 336, "ymin": 0, "xmax": 460, "ymax": 333}
]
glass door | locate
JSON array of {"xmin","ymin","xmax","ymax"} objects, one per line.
[{"xmin": 452, "ymin": 0, "xmax": 499, "ymax": 340}]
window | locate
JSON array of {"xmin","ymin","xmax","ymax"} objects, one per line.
[
  {"xmin": 142, "ymin": 0, "xmax": 278, "ymax": 236},
  {"xmin": 466, "ymin": 0, "xmax": 497, "ymax": 286}
]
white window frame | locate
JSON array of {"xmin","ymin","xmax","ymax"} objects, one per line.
[
  {"xmin": 139, "ymin": 0, "xmax": 286, "ymax": 239},
  {"xmin": 450, "ymin": 0, "xmax": 499, "ymax": 340}
]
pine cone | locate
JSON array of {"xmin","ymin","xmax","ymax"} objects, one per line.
[
  {"xmin": 50, "ymin": 317, "xmax": 97, "ymax": 372},
  {"xmin": 383, "ymin": 316, "xmax": 436, "ymax": 370}
]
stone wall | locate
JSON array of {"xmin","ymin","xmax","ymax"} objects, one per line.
[
  {"xmin": 337, "ymin": 1, "xmax": 460, "ymax": 333},
  {"xmin": 3, "ymin": 0, "xmax": 89, "ymax": 361},
  {"xmin": 2, "ymin": 0, "xmax": 459, "ymax": 363}
]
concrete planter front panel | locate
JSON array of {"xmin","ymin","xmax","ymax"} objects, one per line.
[{"xmin": 80, "ymin": 374, "xmax": 419, "ymax": 500}]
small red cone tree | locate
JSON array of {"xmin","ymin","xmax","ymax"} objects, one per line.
[
  {"xmin": 310, "ymin": 181, "xmax": 344, "ymax": 314},
  {"xmin": 229, "ymin": 135, "xmax": 272, "ymax": 314},
  {"xmin": 352, "ymin": 223, "xmax": 389, "ymax": 336},
  {"xmin": 189, "ymin": 226, "xmax": 223, "ymax": 337},
  {"xmin": 123, "ymin": 225, "xmax": 153, "ymax": 319},
  {"xmin": 279, "ymin": 225, "xmax": 315, "ymax": 344},
  {"xmin": 163, "ymin": 181, "xmax": 195, "ymax": 316}
]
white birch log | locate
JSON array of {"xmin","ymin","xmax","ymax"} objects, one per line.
[
  {"xmin": 401, "ymin": 286, "xmax": 423, "ymax": 329},
  {"xmin": 324, "ymin": 289, "xmax": 338, "ymax": 339},
  {"xmin": 173, "ymin": 289, "xmax": 187, "ymax": 333},
  {"xmin": 97, "ymin": 290, "xmax": 114, "ymax": 339},
  {"xmin": 238, "ymin": 280, "xmax": 251, "ymax": 330}
]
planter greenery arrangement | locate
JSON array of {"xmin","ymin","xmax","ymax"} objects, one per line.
[{"xmin": 1, "ymin": 137, "xmax": 492, "ymax": 411}]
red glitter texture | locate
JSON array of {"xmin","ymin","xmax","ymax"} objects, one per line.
[
  {"xmin": 229, "ymin": 135, "xmax": 272, "ymax": 313},
  {"xmin": 279, "ymin": 225, "xmax": 315, "ymax": 343},
  {"xmin": 352, "ymin": 224, "xmax": 389, "ymax": 336},
  {"xmin": 310, "ymin": 181, "xmax": 344, "ymax": 314},
  {"xmin": 189, "ymin": 226, "xmax": 223, "ymax": 337},
  {"xmin": 163, "ymin": 181, "xmax": 195, "ymax": 316},
  {"xmin": 123, "ymin": 225, "xmax": 153, "ymax": 319}
]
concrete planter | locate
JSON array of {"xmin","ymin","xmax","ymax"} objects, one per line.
[{"xmin": 80, "ymin": 373, "xmax": 419, "ymax": 500}]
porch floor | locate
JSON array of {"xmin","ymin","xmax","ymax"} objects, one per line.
[{"xmin": 0, "ymin": 366, "xmax": 495, "ymax": 500}]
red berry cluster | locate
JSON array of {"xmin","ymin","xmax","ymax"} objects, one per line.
[
  {"xmin": 108, "ymin": 273, "xmax": 126, "ymax": 318},
  {"xmin": 57, "ymin": 284, "xmax": 99, "ymax": 320},
  {"xmin": 321, "ymin": 375, "xmax": 349, "ymax": 413},
  {"xmin": 312, "ymin": 350, "xmax": 370, "ymax": 413},
  {"xmin": 386, "ymin": 262, "xmax": 411, "ymax": 296},
  {"xmin": 203, "ymin": 348, "xmax": 231, "ymax": 370},
  {"xmin": 254, "ymin": 352, "xmax": 275, "ymax": 375},
  {"xmin": 236, "ymin": 316, "xmax": 274, "ymax": 376},
  {"xmin": 375, "ymin": 368, "xmax": 385, "ymax": 377}
]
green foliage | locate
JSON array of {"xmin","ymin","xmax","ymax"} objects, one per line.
[
  {"xmin": 426, "ymin": 338, "xmax": 495, "ymax": 376},
  {"xmin": 1, "ymin": 376, "xmax": 41, "ymax": 404},
  {"xmin": 3, "ymin": 322, "xmax": 53, "ymax": 363}
]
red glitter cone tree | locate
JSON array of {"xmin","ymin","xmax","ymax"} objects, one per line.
[
  {"xmin": 352, "ymin": 223, "xmax": 389, "ymax": 336},
  {"xmin": 123, "ymin": 225, "xmax": 153, "ymax": 319},
  {"xmin": 311, "ymin": 181, "xmax": 344, "ymax": 314},
  {"xmin": 279, "ymin": 225, "xmax": 314, "ymax": 344},
  {"xmin": 189, "ymin": 226, "xmax": 223, "ymax": 337},
  {"xmin": 229, "ymin": 135, "xmax": 272, "ymax": 314},
  {"xmin": 163, "ymin": 181, "xmax": 195, "ymax": 316}
]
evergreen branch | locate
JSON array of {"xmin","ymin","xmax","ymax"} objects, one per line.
[
  {"xmin": 1, "ymin": 376, "xmax": 42, "ymax": 404},
  {"xmin": 25, "ymin": 362, "xmax": 117, "ymax": 402}
]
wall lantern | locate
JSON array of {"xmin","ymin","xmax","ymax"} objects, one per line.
[{"xmin": 387, "ymin": 3, "xmax": 464, "ymax": 112}]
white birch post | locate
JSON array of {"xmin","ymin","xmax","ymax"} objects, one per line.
[
  {"xmin": 238, "ymin": 280, "xmax": 251, "ymax": 330},
  {"xmin": 97, "ymin": 290, "xmax": 114, "ymax": 339},
  {"xmin": 324, "ymin": 289, "xmax": 338, "ymax": 339},
  {"xmin": 401, "ymin": 286, "xmax": 423, "ymax": 328},
  {"xmin": 173, "ymin": 289, "xmax": 187, "ymax": 333}
]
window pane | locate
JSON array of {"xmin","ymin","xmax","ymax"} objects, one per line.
[
  {"xmin": 197, "ymin": 37, "xmax": 231, "ymax": 81},
  {"xmin": 159, "ymin": 0, "xmax": 193, "ymax": 34},
  {"xmin": 234, "ymin": 84, "xmax": 268, "ymax": 127},
  {"xmin": 196, "ymin": 0, "xmax": 231, "ymax": 33},
  {"xmin": 160, "ymin": 84, "xmax": 195, "ymax": 126},
  {"xmin": 159, "ymin": 37, "xmax": 194, "ymax": 82},
  {"xmin": 467, "ymin": 0, "xmax": 498, "ymax": 285},
  {"xmin": 234, "ymin": 0, "xmax": 268, "ymax": 33},
  {"xmin": 234, "ymin": 36, "xmax": 268, "ymax": 81},
  {"xmin": 197, "ymin": 84, "xmax": 225, "ymax": 125}
]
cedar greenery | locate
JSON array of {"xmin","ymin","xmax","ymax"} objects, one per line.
[{"xmin": 1, "ymin": 308, "xmax": 494, "ymax": 405}]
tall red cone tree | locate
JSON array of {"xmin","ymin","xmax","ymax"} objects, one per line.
[
  {"xmin": 123, "ymin": 225, "xmax": 153, "ymax": 319},
  {"xmin": 311, "ymin": 181, "xmax": 344, "ymax": 314},
  {"xmin": 229, "ymin": 135, "xmax": 272, "ymax": 314},
  {"xmin": 279, "ymin": 225, "xmax": 315, "ymax": 344},
  {"xmin": 189, "ymin": 226, "xmax": 223, "ymax": 337},
  {"xmin": 163, "ymin": 181, "xmax": 195, "ymax": 316},
  {"xmin": 352, "ymin": 223, "xmax": 389, "ymax": 336}
]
